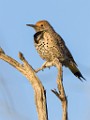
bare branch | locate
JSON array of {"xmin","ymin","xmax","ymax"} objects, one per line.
[
  {"xmin": 52, "ymin": 58, "xmax": 68, "ymax": 120},
  {"xmin": 0, "ymin": 48, "xmax": 48, "ymax": 120},
  {"xmin": 34, "ymin": 56, "xmax": 68, "ymax": 120},
  {"xmin": 0, "ymin": 47, "xmax": 68, "ymax": 120}
]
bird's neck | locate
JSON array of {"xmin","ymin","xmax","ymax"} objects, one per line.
[{"xmin": 48, "ymin": 27, "xmax": 58, "ymax": 37}]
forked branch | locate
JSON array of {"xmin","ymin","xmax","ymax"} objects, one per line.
[
  {"xmin": 52, "ymin": 59, "xmax": 68, "ymax": 120},
  {"xmin": 31, "ymin": 57, "xmax": 68, "ymax": 120},
  {"xmin": 0, "ymin": 48, "xmax": 48, "ymax": 120},
  {"xmin": 0, "ymin": 47, "xmax": 68, "ymax": 120}
]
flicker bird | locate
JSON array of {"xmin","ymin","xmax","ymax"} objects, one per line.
[{"xmin": 26, "ymin": 20, "xmax": 85, "ymax": 81}]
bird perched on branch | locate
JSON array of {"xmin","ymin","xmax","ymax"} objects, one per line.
[{"xmin": 26, "ymin": 20, "xmax": 85, "ymax": 81}]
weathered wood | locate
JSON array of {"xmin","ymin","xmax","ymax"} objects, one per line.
[
  {"xmin": 0, "ymin": 48, "xmax": 48, "ymax": 120},
  {"xmin": 52, "ymin": 59, "xmax": 68, "ymax": 120},
  {"xmin": 0, "ymin": 47, "xmax": 68, "ymax": 120}
]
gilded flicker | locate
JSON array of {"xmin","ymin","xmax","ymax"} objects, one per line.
[{"xmin": 26, "ymin": 20, "xmax": 85, "ymax": 81}]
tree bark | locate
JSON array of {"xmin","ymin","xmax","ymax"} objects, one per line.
[
  {"xmin": 0, "ymin": 48, "xmax": 48, "ymax": 120},
  {"xmin": 52, "ymin": 59, "xmax": 68, "ymax": 120},
  {"xmin": 0, "ymin": 48, "xmax": 68, "ymax": 120}
]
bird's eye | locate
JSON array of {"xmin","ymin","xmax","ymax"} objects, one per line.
[{"xmin": 41, "ymin": 24, "xmax": 43, "ymax": 27}]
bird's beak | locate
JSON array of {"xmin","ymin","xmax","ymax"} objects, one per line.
[
  {"xmin": 26, "ymin": 24, "xmax": 36, "ymax": 28},
  {"xmin": 26, "ymin": 24, "xmax": 40, "ymax": 32}
]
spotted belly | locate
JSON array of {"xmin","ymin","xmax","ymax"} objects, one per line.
[
  {"xmin": 34, "ymin": 31, "xmax": 65, "ymax": 62},
  {"xmin": 34, "ymin": 39, "xmax": 63, "ymax": 62}
]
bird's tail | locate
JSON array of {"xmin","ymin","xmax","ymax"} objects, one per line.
[{"xmin": 68, "ymin": 61, "xmax": 86, "ymax": 81}]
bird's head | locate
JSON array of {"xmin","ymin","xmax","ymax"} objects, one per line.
[{"xmin": 26, "ymin": 20, "xmax": 53, "ymax": 32}]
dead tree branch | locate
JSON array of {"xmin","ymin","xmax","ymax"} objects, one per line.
[
  {"xmin": 0, "ymin": 48, "xmax": 48, "ymax": 120},
  {"xmin": 52, "ymin": 59, "xmax": 68, "ymax": 120},
  {"xmin": 0, "ymin": 47, "xmax": 68, "ymax": 120},
  {"xmin": 32, "ymin": 57, "xmax": 68, "ymax": 120}
]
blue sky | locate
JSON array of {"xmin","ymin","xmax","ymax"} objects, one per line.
[{"xmin": 0, "ymin": 0, "xmax": 90, "ymax": 120}]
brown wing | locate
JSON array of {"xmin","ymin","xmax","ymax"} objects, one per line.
[
  {"xmin": 64, "ymin": 45, "xmax": 77, "ymax": 65},
  {"xmin": 56, "ymin": 34, "xmax": 77, "ymax": 65}
]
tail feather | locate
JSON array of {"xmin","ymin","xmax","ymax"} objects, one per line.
[
  {"xmin": 68, "ymin": 61, "xmax": 86, "ymax": 81},
  {"xmin": 74, "ymin": 72, "xmax": 86, "ymax": 81}
]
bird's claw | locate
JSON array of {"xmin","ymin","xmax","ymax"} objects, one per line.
[
  {"xmin": 35, "ymin": 65, "xmax": 46, "ymax": 73},
  {"xmin": 35, "ymin": 61, "xmax": 54, "ymax": 73}
]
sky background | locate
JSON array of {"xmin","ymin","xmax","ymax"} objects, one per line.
[{"xmin": 0, "ymin": 0, "xmax": 90, "ymax": 120}]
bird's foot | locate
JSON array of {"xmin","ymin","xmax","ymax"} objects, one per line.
[{"xmin": 35, "ymin": 61, "xmax": 54, "ymax": 73}]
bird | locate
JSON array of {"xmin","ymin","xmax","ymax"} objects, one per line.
[{"xmin": 26, "ymin": 20, "xmax": 85, "ymax": 81}]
